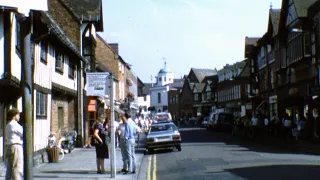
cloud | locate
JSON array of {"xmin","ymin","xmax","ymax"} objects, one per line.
[{"xmin": 145, "ymin": 0, "xmax": 164, "ymax": 23}]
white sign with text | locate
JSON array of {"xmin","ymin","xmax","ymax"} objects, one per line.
[{"xmin": 86, "ymin": 72, "xmax": 110, "ymax": 96}]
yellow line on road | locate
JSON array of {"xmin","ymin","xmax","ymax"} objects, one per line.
[
  {"xmin": 147, "ymin": 156, "xmax": 152, "ymax": 180},
  {"xmin": 152, "ymin": 154, "xmax": 157, "ymax": 180}
]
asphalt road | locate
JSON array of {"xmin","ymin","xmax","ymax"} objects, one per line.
[{"xmin": 137, "ymin": 125, "xmax": 320, "ymax": 180}]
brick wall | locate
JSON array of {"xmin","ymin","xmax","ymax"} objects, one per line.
[
  {"xmin": 95, "ymin": 35, "xmax": 121, "ymax": 100},
  {"xmin": 48, "ymin": 0, "xmax": 81, "ymax": 50},
  {"xmin": 51, "ymin": 96, "xmax": 76, "ymax": 133}
]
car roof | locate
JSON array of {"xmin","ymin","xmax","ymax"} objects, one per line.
[{"xmin": 151, "ymin": 122, "xmax": 175, "ymax": 126}]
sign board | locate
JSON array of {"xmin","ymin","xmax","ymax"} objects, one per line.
[
  {"xmin": 86, "ymin": 72, "xmax": 109, "ymax": 96},
  {"xmin": 0, "ymin": 0, "xmax": 48, "ymax": 16}
]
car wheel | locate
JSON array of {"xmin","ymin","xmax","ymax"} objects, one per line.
[{"xmin": 176, "ymin": 145, "xmax": 181, "ymax": 151}]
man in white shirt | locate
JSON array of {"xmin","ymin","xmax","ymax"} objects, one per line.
[{"xmin": 5, "ymin": 108, "xmax": 23, "ymax": 180}]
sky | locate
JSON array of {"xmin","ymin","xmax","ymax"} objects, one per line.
[{"xmin": 100, "ymin": 0, "xmax": 282, "ymax": 83}]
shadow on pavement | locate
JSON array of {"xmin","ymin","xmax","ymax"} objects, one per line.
[
  {"xmin": 179, "ymin": 125, "xmax": 320, "ymax": 155},
  {"xmin": 220, "ymin": 164, "xmax": 320, "ymax": 180}
]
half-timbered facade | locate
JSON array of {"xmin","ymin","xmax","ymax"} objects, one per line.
[
  {"xmin": 216, "ymin": 61, "xmax": 250, "ymax": 117},
  {"xmin": 0, "ymin": 10, "xmax": 23, "ymax": 164}
]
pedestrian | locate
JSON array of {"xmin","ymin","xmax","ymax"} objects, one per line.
[
  {"xmin": 117, "ymin": 115, "xmax": 128, "ymax": 173},
  {"xmin": 123, "ymin": 112, "xmax": 137, "ymax": 174},
  {"xmin": 92, "ymin": 117, "xmax": 109, "ymax": 174},
  {"xmin": 5, "ymin": 108, "xmax": 23, "ymax": 180}
]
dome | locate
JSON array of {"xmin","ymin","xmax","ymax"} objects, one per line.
[{"xmin": 158, "ymin": 67, "xmax": 171, "ymax": 74}]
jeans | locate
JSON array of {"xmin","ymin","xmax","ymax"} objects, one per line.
[
  {"xmin": 119, "ymin": 138, "xmax": 128, "ymax": 170},
  {"xmin": 124, "ymin": 138, "xmax": 136, "ymax": 172}
]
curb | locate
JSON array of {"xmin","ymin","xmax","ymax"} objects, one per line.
[{"xmin": 133, "ymin": 148, "xmax": 145, "ymax": 180}]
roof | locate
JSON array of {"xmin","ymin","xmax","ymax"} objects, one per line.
[
  {"xmin": 169, "ymin": 79, "xmax": 184, "ymax": 90},
  {"xmin": 269, "ymin": 9, "xmax": 281, "ymax": 36},
  {"xmin": 308, "ymin": 0, "xmax": 320, "ymax": 17},
  {"xmin": 237, "ymin": 60, "xmax": 250, "ymax": 78},
  {"xmin": 245, "ymin": 37, "xmax": 260, "ymax": 46},
  {"xmin": 142, "ymin": 83, "xmax": 153, "ymax": 95},
  {"xmin": 193, "ymin": 83, "xmax": 206, "ymax": 93},
  {"xmin": 39, "ymin": 12, "xmax": 87, "ymax": 63},
  {"xmin": 293, "ymin": 0, "xmax": 318, "ymax": 17},
  {"xmin": 191, "ymin": 68, "xmax": 217, "ymax": 83},
  {"xmin": 158, "ymin": 67, "xmax": 172, "ymax": 74},
  {"xmin": 59, "ymin": 0, "xmax": 103, "ymax": 31}
]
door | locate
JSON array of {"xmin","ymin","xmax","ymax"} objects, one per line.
[{"xmin": 58, "ymin": 107, "xmax": 64, "ymax": 130}]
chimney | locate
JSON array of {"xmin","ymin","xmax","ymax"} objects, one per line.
[{"xmin": 108, "ymin": 43, "xmax": 119, "ymax": 54}]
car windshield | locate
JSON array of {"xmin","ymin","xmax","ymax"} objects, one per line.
[
  {"xmin": 155, "ymin": 114, "xmax": 170, "ymax": 120},
  {"xmin": 150, "ymin": 124, "xmax": 177, "ymax": 132}
]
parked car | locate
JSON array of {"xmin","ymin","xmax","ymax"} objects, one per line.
[
  {"xmin": 212, "ymin": 112, "xmax": 235, "ymax": 132},
  {"xmin": 146, "ymin": 122, "xmax": 181, "ymax": 154}
]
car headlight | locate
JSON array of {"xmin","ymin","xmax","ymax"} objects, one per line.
[{"xmin": 172, "ymin": 134, "xmax": 181, "ymax": 140}]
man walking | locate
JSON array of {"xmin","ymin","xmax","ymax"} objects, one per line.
[
  {"xmin": 123, "ymin": 112, "xmax": 137, "ymax": 174},
  {"xmin": 5, "ymin": 108, "xmax": 23, "ymax": 180}
]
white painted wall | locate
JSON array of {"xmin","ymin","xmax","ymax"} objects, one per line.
[
  {"xmin": 156, "ymin": 72, "xmax": 174, "ymax": 86},
  {"xmin": 33, "ymin": 43, "xmax": 52, "ymax": 89},
  {"xmin": 150, "ymin": 86, "xmax": 169, "ymax": 112},
  {"xmin": 33, "ymin": 90, "xmax": 51, "ymax": 151},
  {"xmin": 11, "ymin": 14, "xmax": 21, "ymax": 80},
  {"xmin": 51, "ymin": 47, "xmax": 78, "ymax": 91},
  {"xmin": 138, "ymin": 95, "xmax": 150, "ymax": 109},
  {"xmin": 0, "ymin": 13, "xmax": 4, "ymax": 77}
]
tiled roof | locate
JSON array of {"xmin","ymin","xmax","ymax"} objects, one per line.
[
  {"xmin": 270, "ymin": 9, "xmax": 281, "ymax": 36},
  {"xmin": 40, "ymin": 12, "xmax": 87, "ymax": 63},
  {"xmin": 194, "ymin": 83, "xmax": 206, "ymax": 93},
  {"xmin": 142, "ymin": 83, "xmax": 153, "ymax": 95},
  {"xmin": 191, "ymin": 68, "xmax": 217, "ymax": 83},
  {"xmin": 169, "ymin": 79, "xmax": 184, "ymax": 90},
  {"xmin": 59, "ymin": 0, "xmax": 103, "ymax": 31},
  {"xmin": 237, "ymin": 60, "xmax": 250, "ymax": 78},
  {"xmin": 245, "ymin": 37, "xmax": 260, "ymax": 46},
  {"xmin": 293, "ymin": 0, "xmax": 318, "ymax": 17}
]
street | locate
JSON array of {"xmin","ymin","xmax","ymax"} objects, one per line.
[{"xmin": 137, "ymin": 125, "xmax": 320, "ymax": 180}]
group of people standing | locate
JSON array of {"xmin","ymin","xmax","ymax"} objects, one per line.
[{"xmin": 91, "ymin": 111, "xmax": 138, "ymax": 174}]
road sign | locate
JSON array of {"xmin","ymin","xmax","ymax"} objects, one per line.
[
  {"xmin": 86, "ymin": 72, "xmax": 110, "ymax": 96},
  {"xmin": 0, "ymin": 0, "xmax": 48, "ymax": 16}
]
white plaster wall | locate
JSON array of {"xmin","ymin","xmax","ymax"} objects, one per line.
[
  {"xmin": 33, "ymin": 43, "xmax": 52, "ymax": 89},
  {"xmin": 137, "ymin": 95, "xmax": 150, "ymax": 108},
  {"xmin": 33, "ymin": 89, "xmax": 52, "ymax": 151},
  {"xmin": 150, "ymin": 86, "xmax": 168, "ymax": 108},
  {"xmin": 11, "ymin": 14, "xmax": 21, "ymax": 80},
  {"xmin": 0, "ymin": 14, "xmax": 4, "ymax": 77}
]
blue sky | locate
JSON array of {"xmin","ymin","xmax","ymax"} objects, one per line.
[{"xmin": 99, "ymin": 0, "xmax": 282, "ymax": 83}]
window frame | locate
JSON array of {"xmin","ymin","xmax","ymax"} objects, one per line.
[
  {"xmin": 36, "ymin": 91, "xmax": 47, "ymax": 118},
  {"xmin": 55, "ymin": 51, "xmax": 64, "ymax": 73},
  {"xmin": 40, "ymin": 42, "xmax": 48, "ymax": 64},
  {"xmin": 68, "ymin": 59, "xmax": 75, "ymax": 79}
]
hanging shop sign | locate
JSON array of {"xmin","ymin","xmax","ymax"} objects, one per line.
[{"xmin": 86, "ymin": 72, "xmax": 110, "ymax": 96}]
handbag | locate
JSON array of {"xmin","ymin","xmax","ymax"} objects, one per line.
[{"xmin": 90, "ymin": 136, "xmax": 99, "ymax": 146}]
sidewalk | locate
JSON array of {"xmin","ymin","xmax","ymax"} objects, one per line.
[{"xmin": 0, "ymin": 134, "xmax": 146, "ymax": 180}]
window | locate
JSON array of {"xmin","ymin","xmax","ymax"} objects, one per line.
[
  {"xmin": 207, "ymin": 91, "xmax": 211, "ymax": 100},
  {"xmin": 55, "ymin": 52, "xmax": 64, "ymax": 72},
  {"xmin": 176, "ymin": 95, "xmax": 179, "ymax": 104},
  {"xmin": 304, "ymin": 32, "xmax": 311, "ymax": 56},
  {"xmin": 16, "ymin": 17, "xmax": 20, "ymax": 51},
  {"xmin": 158, "ymin": 93, "xmax": 161, "ymax": 103},
  {"xmin": 144, "ymin": 96, "xmax": 147, "ymax": 101},
  {"xmin": 159, "ymin": 77, "xmax": 162, "ymax": 82},
  {"xmin": 68, "ymin": 60, "xmax": 75, "ymax": 79},
  {"xmin": 40, "ymin": 42, "xmax": 47, "ymax": 63},
  {"xmin": 169, "ymin": 96, "xmax": 173, "ymax": 104},
  {"xmin": 36, "ymin": 91, "xmax": 47, "ymax": 117},
  {"xmin": 194, "ymin": 93, "xmax": 198, "ymax": 101},
  {"xmin": 164, "ymin": 77, "xmax": 166, "ymax": 82}
]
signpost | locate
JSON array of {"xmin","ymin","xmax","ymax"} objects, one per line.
[
  {"xmin": 0, "ymin": 2, "xmax": 47, "ymax": 180},
  {"xmin": 86, "ymin": 72, "xmax": 116, "ymax": 178}
]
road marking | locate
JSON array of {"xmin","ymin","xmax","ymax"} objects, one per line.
[
  {"xmin": 153, "ymin": 154, "xmax": 157, "ymax": 180},
  {"xmin": 147, "ymin": 156, "xmax": 151, "ymax": 180}
]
